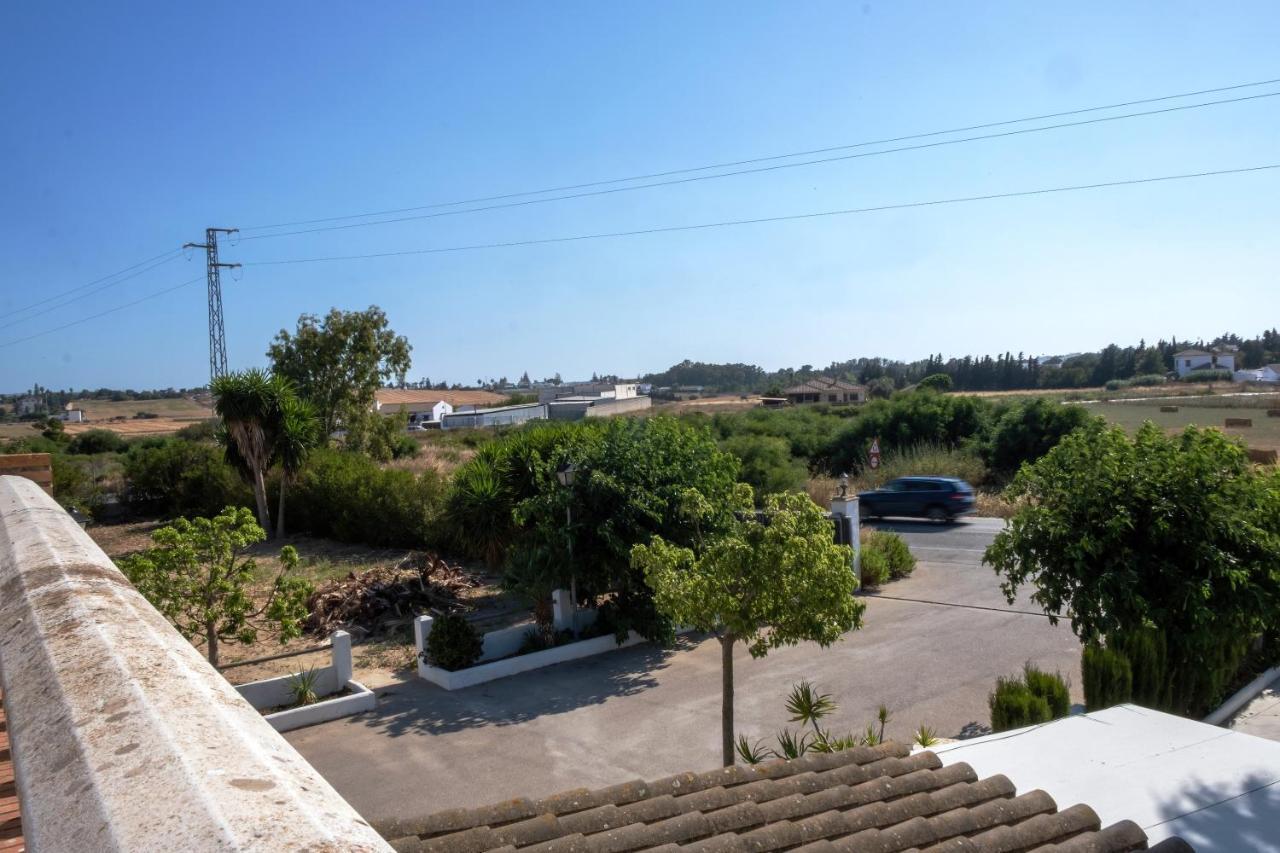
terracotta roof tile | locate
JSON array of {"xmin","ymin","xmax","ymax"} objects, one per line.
[{"xmin": 386, "ymin": 743, "xmax": 1180, "ymax": 853}]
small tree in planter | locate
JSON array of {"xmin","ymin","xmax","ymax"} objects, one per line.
[
  {"xmin": 633, "ymin": 487, "xmax": 863, "ymax": 767},
  {"xmin": 119, "ymin": 506, "xmax": 312, "ymax": 668}
]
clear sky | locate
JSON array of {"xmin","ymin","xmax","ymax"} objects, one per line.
[{"xmin": 1, "ymin": 2, "xmax": 1277, "ymax": 392}]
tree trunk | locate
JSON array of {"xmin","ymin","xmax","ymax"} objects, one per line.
[
  {"xmin": 276, "ymin": 476, "xmax": 288, "ymax": 539},
  {"xmin": 206, "ymin": 622, "xmax": 219, "ymax": 669},
  {"xmin": 720, "ymin": 634, "xmax": 735, "ymax": 766},
  {"xmin": 251, "ymin": 466, "xmax": 271, "ymax": 533}
]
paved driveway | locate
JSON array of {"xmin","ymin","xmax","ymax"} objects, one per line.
[{"xmin": 286, "ymin": 517, "xmax": 1083, "ymax": 826}]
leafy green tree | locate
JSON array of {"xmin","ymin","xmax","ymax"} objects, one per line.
[
  {"xmin": 123, "ymin": 439, "xmax": 253, "ymax": 518},
  {"xmin": 66, "ymin": 428, "xmax": 128, "ymax": 455},
  {"xmin": 267, "ymin": 306, "xmax": 412, "ymax": 440},
  {"xmin": 633, "ymin": 489, "xmax": 863, "ymax": 766},
  {"xmin": 980, "ymin": 397, "xmax": 1098, "ymax": 474},
  {"xmin": 985, "ymin": 422, "xmax": 1280, "ymax": 715},
  {"xmin": 917, "ymin": 373, "xmax": 954, "ymax": 392},
  {"xmin": 119, "ymin": 507, "xmax": 312, "ymax": 668}
]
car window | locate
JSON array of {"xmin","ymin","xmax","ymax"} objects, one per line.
[
  {"xmin": 904, "ymin": 481, "xmax": 934, "ymax": 492},
  {"xmin": 884, "ymin": 480, "xmax": 906, "ymax": 492}
]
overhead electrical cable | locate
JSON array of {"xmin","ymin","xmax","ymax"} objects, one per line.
[
  {"xmin": 241, "ymin": 164, "xmax": 1280, "ymax": 266},
  {"xmin": 0, "ymin": 251, "xmax": 188, "ymax": 331},
  {"xmin": 235, "ymin": 91, "xmax": 1280, "ymax": 243},
  {"xmin": 0, "ymin": 248, "xmax": 183, "ymax": 321},
  {"xmin": 0, "ymin": 276, "xmax": 205, "ymax": 349},
  {"xmin": 237, "ymin": 77, "xmax": 1280, "ymax": 234}
]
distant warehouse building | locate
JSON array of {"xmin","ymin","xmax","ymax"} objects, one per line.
[
  {"xmin": 441, "ymin": 402, "xmax": 548, "ymax": 430},
  {"xmin": 547, "ymin": 394, "xmax": 652, "ymax": 420}
]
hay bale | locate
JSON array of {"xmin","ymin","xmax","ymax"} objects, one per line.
[
  {"xmin": 1159, "ymin": 405, "xmax": 1179, "ymax": 413},
  {"xmin": 1225, "ymin": 417, "xmax": 1253, "ymax": 428},
  {"xmin": 1247, "ymin": 448, "xmax": 1278, "ymax": 465}
]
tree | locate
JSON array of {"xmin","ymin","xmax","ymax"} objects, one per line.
[
  {"xmin": 119, "ymin": 507, "xmax": 312, "ymax": 668},
  {"xmin": 720, "ymin": 434, "xmax": 808, "ymax": 498},
  {"xmin": 212, "ymin": 369, "xmax": 289, "ymax": 531},
  {"xmin": 632, "ymin": 489, "xmax": 863, "ymax": 766},
  {"xmin": 984, "ymin": 422, "xmax": 1280, "ymax": 715},
  {"xmin": 267, "ymin": 306, "xmax": 412, "ymax": 439},
  {"xmin": 917, "ymin": 373, "xmax": 953, "ymax": 392}
]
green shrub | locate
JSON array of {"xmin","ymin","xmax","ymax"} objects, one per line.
[
  {"xmin": 175, "ymin": 420, "xmax": 218, "ymax": 442},
  {"xmin": 1082, "ymin": 644, "xmax": 1133, "ymax": 711},
  {"xmin": 1022, "ymin": 663, "xmax": 1071, "ymax": 718},
  {"xmin": 287, "ymin": 448, "xmax": 445, "ymax": 548},
  {"xmin": 989, "ymin": 677, "xmax": 1053, "ymax": 732},
  {"xmin": 423, "ymin": 613, "xmax": 483, "ymax": 671},
  {"xmin": 865, "ymin": 530, "xmax": 915, "ymax": 579},
  {"xmin": 66, "ymin": 429, "xmax": 127, "ymax": 455},
  {"xmin": 1104, "ymin": 374, "xmax": 1167, "ymax": 391},
  {"xmin": 917, "ymin": 373, "xmax": 953, "ymax": 392},
  {"xmin": 1179, "ymin": 369, "xmax": 1232, "ymax": 383},
  {"xmin": 123, "ymin": 439, "xmax": 253, "ymax": 517},
  {"xmin": 720, "ymin": 434, "xmax": 808, "ymax": 498},
  {"xmin": 1111, "ymin": 628, "xmax": 1170, "ymax": 710},
  {"xmin": 858, "ymin": 545, "xmax": 890, "ymax": 588}
]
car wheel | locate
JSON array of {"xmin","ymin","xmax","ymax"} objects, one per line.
[{"xmin": 926, "ymin": 506, "xmax": 948, "ymax": 524}]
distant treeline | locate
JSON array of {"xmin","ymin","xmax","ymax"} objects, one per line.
[
  {"xmin": 642, "ymin": 329, "xmax": 1280, "ymax": 394},
  {"xmin": 1, "ymin": 385, "xmax": 200, "ymax": 410}
]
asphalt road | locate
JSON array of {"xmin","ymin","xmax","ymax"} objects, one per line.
[{"xmin": 287, "ymin": 517, "xmax": 1082, "ymax": 827}]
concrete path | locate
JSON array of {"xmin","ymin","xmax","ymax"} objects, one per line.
[
  {"xmin": 1229, "ymin": 673, "xmax": 1280, "ymax": 741},
  {"xmin": 286, "ymin": 517, "xmax": 1083, "ymax": 825}
]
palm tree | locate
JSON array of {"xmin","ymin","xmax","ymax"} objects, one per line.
[
  {"xmin": 212, "ymin": 369, "xmax": 281, "ymax": 532},
  {"xmin": 273, "ymin": 393, "xmax": 318, "ymax": 539}
]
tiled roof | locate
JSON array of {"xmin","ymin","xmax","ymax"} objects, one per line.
[
  {"xmin": 785, "ymin": 377, "xmax": 866, "ymax": 395},
  {"xmin": 382, "ymin": 742, "xmax": 1188, "ymax": 852}
]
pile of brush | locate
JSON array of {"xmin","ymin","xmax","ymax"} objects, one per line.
[{"xmin": 304, "ymin": 552, "xmax": 479, "ymax": 638}]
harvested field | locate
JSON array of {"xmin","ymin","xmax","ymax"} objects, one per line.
[
  {"xmin": 654, "ymin": 395, "xmax": 764, "ymax": 414},
  {"xmin": 69, "ymin": 396, "xmax": 212, "ymax": 420},
  {"xmin": 64, "ymin": 417, "xmax": 203, "ymax": 437},
  {"xmin": 1081, "ymin": 393, "xmax": 1280, "ymax": 453}
]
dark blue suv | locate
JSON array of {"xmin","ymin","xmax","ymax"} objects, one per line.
[{"xmin": 858, "ymin": 476, "xmax": 976, "ymax": 523}]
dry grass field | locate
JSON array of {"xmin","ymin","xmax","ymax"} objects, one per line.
[
  {"xmin": 70, "ymin": 396, "xmax": 212, "ymax": 421},
  {"xmin": 654, "ymin": 394, "xmax": 764, "ymax": 414},
  {"xmin": 1081, "ymin": 392, "xmax": 1280, "ymax": 452}
]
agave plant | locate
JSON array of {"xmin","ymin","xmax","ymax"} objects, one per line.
[
  {"xmin": 773, "ymin": 728, "xmax": 812, "ymax": 760},
  {"xmin": 735, "ymin": 734, "xmax": 769, "ymax": 765},
  {"xmin": 785, "ymin": 680, "xmax": 837, "ymax": 732}
]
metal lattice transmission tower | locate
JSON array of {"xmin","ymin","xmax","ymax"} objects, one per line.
[{"xmin": 183, "ymin": 228, "xmax": 240, "ymax": 387}]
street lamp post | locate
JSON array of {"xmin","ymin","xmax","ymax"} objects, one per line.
[{"xmin": 555, "ymin": 461, "xmax": 578, "ymax": 638}]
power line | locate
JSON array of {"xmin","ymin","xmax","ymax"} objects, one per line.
[
  {"xmin": 242, "ymin": 163, "xmax": 1280, "ymax": 266},
  {"xmin": 236, "ymin": 90, "xmax": 1280, "ymax": 243},
  {"xmin": 238, "ymin": 76, "xmax": 1280, "ymax": 234},
  {"xmin": 0, "ymin": 248, "xmax": 183, "ymax": 321},
  {"xmin": 0, "ymin": 276, "xmax": 205, "ymax": 349},
  {"xmin": 0, "ymin": 251, "xmax": 186, "ymax": 332}
]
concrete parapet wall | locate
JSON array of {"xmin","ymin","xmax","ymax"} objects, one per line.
[{"xmin": 0, "ymin": 476, "xmax": 392, "ymax": 852}]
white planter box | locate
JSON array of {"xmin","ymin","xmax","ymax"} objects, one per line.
[
  {"xmin": 233, "ymin": 631, "xmax": 376, "ymax": 732},
  {"xmin": 416, "ymin": 621, "xmax": 646, "ymax": 691}
]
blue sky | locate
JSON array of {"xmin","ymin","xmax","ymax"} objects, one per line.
[{"xmin": 1, "ymin": 1, "xmax": 1277, "ymax": 392}]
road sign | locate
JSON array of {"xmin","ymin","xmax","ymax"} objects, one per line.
[{"xmin": 868, "ymin": 438, "xmax": 881, "ymax": 470}]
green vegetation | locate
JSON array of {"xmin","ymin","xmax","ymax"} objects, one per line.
[
  {"xmin": 118, "ymin": 507, "xmax": 312, "ymax": 668},
  {"xmin": 423, "ymin": 612, "xmax": 484, "ymax": 671},
  {"xmin": 446, "ymin": 416, "xmax": 743, "ymax": 642},
  {"xmin": 988, "ymin": 664, "xmax": 1069, "ymax": 732},
  {"xmin": 66, "ymin": 429, "xmax": 128, "ymax": 455},
  {"xmin": 124, "ymin": 438, "xmax": 252, "ymax": 518},
  {"xmin": 1081, "ymin": 644, "xmax": 1133, "ymax": 711},
  {"xmin": 287, "ymin": 448, "xmax": 444, "ymax": 548},
  {"xmin": 286, "ymin": 666, "xmax": 322, "ymax": 707},
  {"xmin": 718, "ymin": 434, "xmax": 808, "ymax": 498},
  {"xmin": 634, "ymin": 489, "xmax": 863, "ymax": 766},
  {"xmin": 917, "ymin": 373, "xmax": 953, "ymax": 392},
  {"xmin": 267, "ymin": 306, "xmax": 411, "ymax": 445},
  {"xmin": 862, "ymin": 530, "xmax": 915, "ymax": 580},
  {"xmin": 986, "ymin": 422, "xmax": 1280, "ymax": 716}
]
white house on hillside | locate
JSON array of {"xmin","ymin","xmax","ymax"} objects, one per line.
[{"xmin": 1173, "ymin": 348, "xmax": 1236, "ymax": 377}]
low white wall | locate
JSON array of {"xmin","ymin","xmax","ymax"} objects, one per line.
[
  {"xmin": 234, "ymin": 631, "xmax": 375, "ymax": 732},
  {"xmin": 264, "ymin": 682, "xmax": 377, "ymax": 733},
  {"xmin": 417, "ymin": 626, "xmax": 646, "ymax": 691}
]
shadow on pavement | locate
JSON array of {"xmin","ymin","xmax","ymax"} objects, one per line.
[{"xmin": 359, "ymin": 637, "xmax": 696, "ymax": 738}]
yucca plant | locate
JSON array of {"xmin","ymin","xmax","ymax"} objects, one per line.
[
  {"xmin": 785, "ymin": 680, "xmax": 837, "ymax": 731},
  {"xmin": 735, "ymin": 734, "xmax": 769, "ymax": 765},
  {"xmin": 913, "ymin": 725, "xmax": 939, "ymax": 748},
  {"xmin": 286, "ymin": 666, "xmax": 322, "ymax": 707},
  {"xmin": 773, "ymin": 728, "xmax": 812, "ymax": 760}
]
